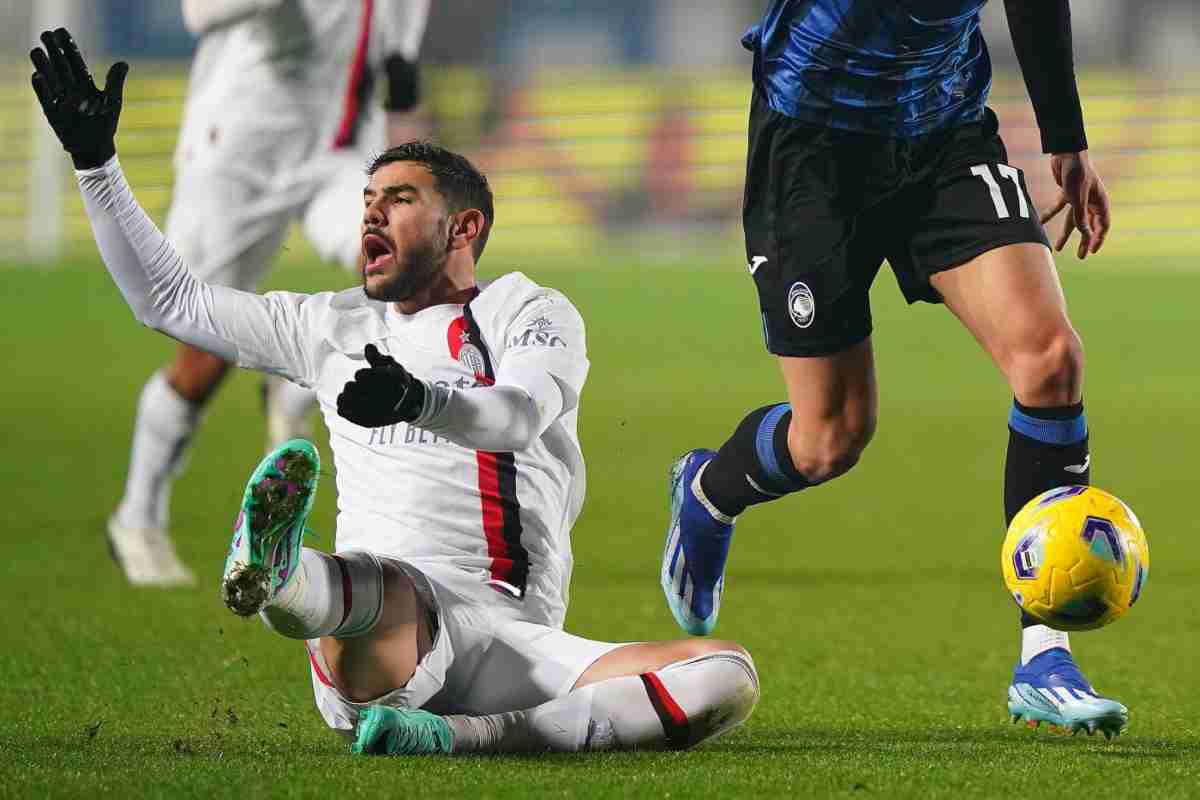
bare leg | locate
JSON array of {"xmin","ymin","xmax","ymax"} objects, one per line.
[
  {"xmin": 777, "ymin": 337, "xmax": 878, "ymax": 483},
  {"xmin": 930, "ymin": 242, "xmax": 1082, "ymax": 408},
  {"xmin": 319, "ymin": 561, "xmax": 434, "ymax": 703},
  {"xmin": 932, "ymin": 242, "xmax": 1093, "ymax": 679},
  {"xmin": 164, "ymin": 343, "xmax": 232, "ymax": 404}
]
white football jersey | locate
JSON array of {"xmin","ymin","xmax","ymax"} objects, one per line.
[
  {"xmin": 179, "ymin": 0, "xmax": 429, "ymax": 148},
  {"xmin": 235, "ymin": 272, "xmax": 589, "ymax": 628}
]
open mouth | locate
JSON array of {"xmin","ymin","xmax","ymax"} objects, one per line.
[{"xmin": 362, "ymin": 233, "xmax": 394, "ymax": 274}]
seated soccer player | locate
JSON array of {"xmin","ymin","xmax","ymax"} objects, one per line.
[{"xmin": 32, "ymin": 29, "xmax": 759, "ymax": 754}]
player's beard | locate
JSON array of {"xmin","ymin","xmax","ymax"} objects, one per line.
[{"xmin": 362, "ymin": 229, "xmax": 447, "ymax": 303}]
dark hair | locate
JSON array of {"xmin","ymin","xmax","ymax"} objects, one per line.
[{"xmin": 367, "ymin": 142, "xmax": 494, "ymax": 260}]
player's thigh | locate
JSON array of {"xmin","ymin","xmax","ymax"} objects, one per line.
[
  {"xmin": 881, "ymin": 108, "xmax": 1080, "ymax": 399},
  {"xmin": 931, "ymin": 242, "xmax": 1083, "ymax": 402},
  {"xmin": 303, "ymin": 559, "xmax": 469, "ymax": 730},
  {"xmin": 442, "ymin": 618, "xmax": 624, "ymax": 716},
  {"xmin": 319, "ymin": 557, "xmax": 431, "ymax": 703}
]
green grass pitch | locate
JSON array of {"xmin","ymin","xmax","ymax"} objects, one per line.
[{"xmin": 1, "ymin": 249, "xmax": 1198, "ymax": 798}]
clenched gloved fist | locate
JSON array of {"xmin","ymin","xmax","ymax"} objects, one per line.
[
  {"xmin": 30, "ymin": 28, "xmax": 128, "ymax": 170},
  {"xmin": 337, "ymin": 344, "xmax": 427, "ymax": 428}
]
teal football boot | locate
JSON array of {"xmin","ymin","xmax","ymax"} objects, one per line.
[
  {"xmin": 351, "ymin": 705, "xmax": 454, "ymax": 756},
  {"xmin": 221, "ymin": 438, "xmax": 319, "ymax": 616}
]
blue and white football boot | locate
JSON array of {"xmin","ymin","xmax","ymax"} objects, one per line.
[
  {"xmin": 660, "ymin": 449, "xmax": 735, "ymax": 636},
  {"xmin": 221, "ymin": 439, "xmax": 319, "ymax": 617},
  {"xmin": 1008, "ymin": 648, "xmax": 1128, "ymax": 738}
]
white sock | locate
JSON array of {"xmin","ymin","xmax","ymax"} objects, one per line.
[
  {"xmin": 445, "ymin": 649, "xmax": 759, "ymax": 753},
  {"xmin": 114, "ymin": 370, "xmax": 200, "ymax": 530},
  {"xmin": 260, "ymin": 549, "xmax": 384, "ymax": 639},
  {"xmin": 266, "ymin": 376, "xmax": 318, "ymax": 448},
  {"xmin": 1021, "ymin": 624, "xmax": 1071, "ymax": 665}
]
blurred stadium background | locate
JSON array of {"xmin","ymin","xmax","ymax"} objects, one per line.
[{"xmin": 1, "ymin": 0, "xmax": 1197, "ymax": 264}]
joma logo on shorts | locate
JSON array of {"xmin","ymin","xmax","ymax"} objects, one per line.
[{"xmin": 509, "ymin": 329, "xmax": 566, "ymax": 348}]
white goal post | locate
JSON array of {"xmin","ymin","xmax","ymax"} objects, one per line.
[{"xmin": 25, "ymin": 0, "xmax": 79, "ymax": 262}]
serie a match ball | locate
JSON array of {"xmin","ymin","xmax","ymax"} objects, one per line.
[{"xmin": 1001, "ymin": 486, "xmax": 1149, "ymax": 631}]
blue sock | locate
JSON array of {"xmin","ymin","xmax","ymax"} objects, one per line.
[{"xmin": 699, "ymin": 403, "xmax": 810, "ymax": 518}]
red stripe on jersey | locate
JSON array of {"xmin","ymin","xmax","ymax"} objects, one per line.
[
  {"xmin": 333, "ymin": 0, "xmax": 374, "ymax": 148},
  {"xmin": 457, "ymin": 303, "xmax": 528, "ymax": 594},
  {"xmin": 476, "ymin": 450, "xmax": 527, "ymax": 592},
  {"xmin": 640, "ymin": 672, "xmax": 691, "ymax": 750},
  {"xmin": 476, "ymin": 450, "xmax": 509, "ymax": 571},
  {"xmin": 306, "ymin": 645, "xmax": 335, "ymax": 688}
]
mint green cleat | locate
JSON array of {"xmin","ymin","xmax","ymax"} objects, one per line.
[
  {"xmin": 351, "ymin": 705, "xmax": 454, "ymax": 756},
  {"xmin": 221, "ymin": 438, "xmax": 319, "ymax": 617}
]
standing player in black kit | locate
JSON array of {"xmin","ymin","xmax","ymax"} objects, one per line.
[{"xmin": 661, "ymin": 1, "xmax": 1124, "ymax": 736}]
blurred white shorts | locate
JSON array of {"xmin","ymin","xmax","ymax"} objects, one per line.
[
  {"xmin": 304, "ymin": 557, "xmax": 622, "ymax": 732},
  {"xmin": 164, "ymin": 104, "xmax": 383, "ymax": 290}
]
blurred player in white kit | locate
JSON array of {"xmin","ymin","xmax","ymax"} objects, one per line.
[
  {"xmin": 32, "ymin": 29, "xmax": 760, "ymax": 755},
  {"xmin": 108, "ymin": 0, "xmax": 431, "ymax": 585}
]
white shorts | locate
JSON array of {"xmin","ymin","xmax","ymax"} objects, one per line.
[
  {"xmin": 165, "ymin": 101, "xmax": 383, "ymax": 290},
  {"xmin": 305, "ymin": 558, "xmax": 622, "ymax": 732}
]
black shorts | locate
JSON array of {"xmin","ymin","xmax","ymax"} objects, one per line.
[{"xmin": 744, "ymin": 91, "xmax": 1050, "ymax": 357}]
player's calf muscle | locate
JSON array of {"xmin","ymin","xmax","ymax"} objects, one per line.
[
  {"xmin": 785, "ymin": 411, "xmax": 875, "ymax": 484},
  {"xmin": 776, "ymin": 341, "xmax": 878, "ymax": 484}
]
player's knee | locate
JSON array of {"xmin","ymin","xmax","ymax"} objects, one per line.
[
  {"xmin": 674, "ymin": 638, "xmax": 750, "ymax": 662},
  {"xmin": 787, "ymin": 412, "xmax": 876, "ymax": 484},
  {"xmin": 1006, "ymin": 328, "xmax": 1084, "ymax": 407},
  {"xmin": 677, "ymin": 642, "xmax": 759, "ymax": 751}
]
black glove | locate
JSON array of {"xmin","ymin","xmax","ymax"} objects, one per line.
[
  {"xmin": 337, "ymin": 344, "xmax": 427, "ymax": 428},
  {"xmin": 30, "ymin": 28, "xmax": 129, "ymax": 170}
]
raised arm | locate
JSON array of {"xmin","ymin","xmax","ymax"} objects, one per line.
[
  {"xmin": 1003, "ymin": 0, "xmax": 1111, "ymax": 258},
  {"xmin": 31, "ymin": 28, "xmax": 317, "ymax": 384}
]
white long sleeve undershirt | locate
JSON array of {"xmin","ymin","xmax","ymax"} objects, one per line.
[
  {"xmin": 77, "ymin": 156, "xmax": 564, "ymax": 453},
  {"xmin": 414, "ymin": 366, "xmax": 565, "ymax": 453}
]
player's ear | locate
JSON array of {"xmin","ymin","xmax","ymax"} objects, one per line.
[{"xmin": 448, "ymin": 209, "xmax": 485, "ymax": 255}]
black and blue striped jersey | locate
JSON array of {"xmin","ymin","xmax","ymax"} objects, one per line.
[{"xmin": 743, "ymin": 0, "xmax": 992, "ymax": 138}]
